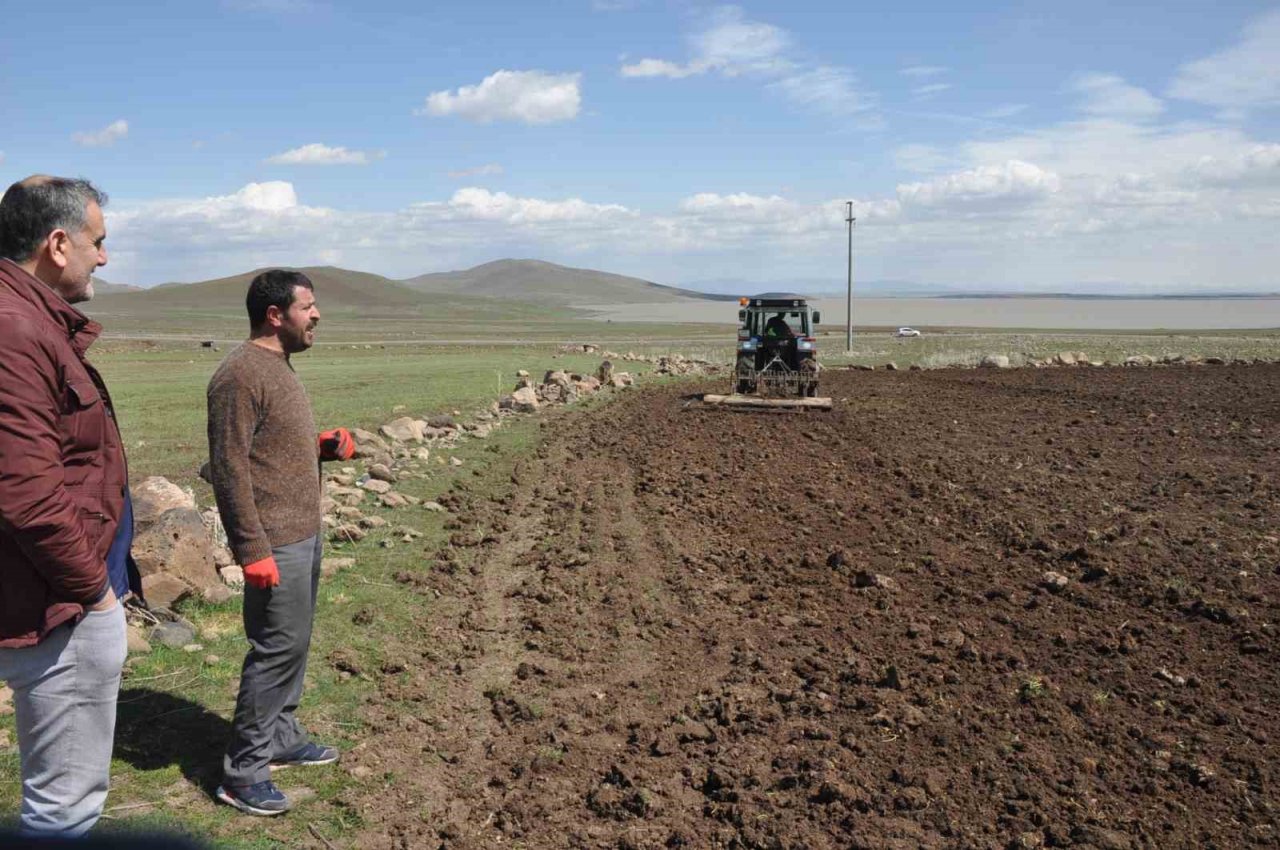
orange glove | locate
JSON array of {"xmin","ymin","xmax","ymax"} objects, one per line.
[
  {"xmin": 318, "ymin": 427, "xmax": 355, "ymax": 461},
  {"xmin": 243, "ymin": 556, "xmax": 280, "ymax": 589}
]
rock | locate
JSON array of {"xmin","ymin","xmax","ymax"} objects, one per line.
[
  {"xmin": 424, "ymin": 501, "xmax": 446, "ymax": 513},
  {"xmin": 331, "ymin": 524, "xmax": 366, "ymax": 543},
  {"xmin": 0, "ymin": 685, "xmax": 13, "ymax": 716},
  {"xmin": 979, "ymin": 354, "xmax": 1011, "ymax": 369},
  {"xmin": 205, "ymin": 655, "xmax": 221, "ymax": 665},
  {"xmin": 883, "ymin": 362, "xmax": 898, "ymax": 371},
  {"xmin": 360, "ymin": 479, "xmax": 392, "ymax": 494},
  {"xmin": 854, "ymin": 571, "xmax": 897, "ymax": 590},
  {"xmin": 351, "ymin": 428, "xmax": 389, "ymax": 456},
  {"xmin": 220, "ymin": 565, "xmax": 245, "ymax": 589},
  {"xmin": 1125, "ymin": 354, "xmax": 1156, "ymax": 366},
  {"xmin": 201, "ymin": 583, "xmax": 234, "ymax": 604},
  {"xmin": 131, "ymin": 507, "xmax": 220, "ymax": 596},
  {"xmin": 380, "ymin": 492, "xmax": 412, "ymax": 508},
  {"xmin": 543, "ymin": 370, "xmax": 571, "ymax": 388},
  {"xmin": 149, "ymin": 621, "xmax": 197, "ymax": 649},
  {"xmin": 182, "ymin": 643, "xmax": 204, "ymax": 653},
  {"xmin": 212, "ymin": 544, "xmax": 235, "ymax": 569},
  {"xmin": 1041, "ymin": 571, "xmax": 1070, "ymax": 593},
  {"xmin": 426, "ymin": 414, "xmax": 455, "ymax": 429},
  {"xmin": 511, "ymin": 386, "xmax": 541, "ymax": 412},
  {"xmin": 358, "ymin": 516, "xmax": 389, "ymax": 529},
  {"xmin": 450, "ymin": 457, "xmax": 463, "ymax": 467},
  {"xmin": 327, "ymin": 486, "xmax": 366, "ymax": 507},
  {"xmin": 368, "ymin": 463, "xmax": 396, "ymax": 483},
  {"xmin": 132, "ymin": 477, "xmax": 197, "ymax": 526},
  {"xmin": 1054, "ymin": 351, "xmax": 1078, "ymax": 366},
  {"xmin": 336, "ymin": 506, "xmax": 365, "ymax": 521},
  {"xmin": 321, "ymin": 557, "xmax": 356, "ymax": 578},
  {"xmin": 141, "ymin": 572, "xmax": 193, "ymax": 609},
  {"xmin": 0, "ymin": 730, "xmax": 9, "ymax": 749},
  {"xmin": 328, "ymin": 472, "xmax": 356, "ymax": 487},
  {"xmin": 124, "ymin": 624, "xmax": 152, "ymax": 655},
  {"xmin": 380, "ymin": 417, "xmax": 424, "ymax": 444},
  {"xmin": 597, "ymin": 360, "xmax": 614, "ymax": 383}
]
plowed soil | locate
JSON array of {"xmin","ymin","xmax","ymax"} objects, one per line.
[{"xmin": 345, "ymin": 365, "xmax": 1280, "ymax": 850}]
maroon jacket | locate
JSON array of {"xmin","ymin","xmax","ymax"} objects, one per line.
[{"xmin": 0, "ymin": 259, "xmax": 126, "ymax": 647}]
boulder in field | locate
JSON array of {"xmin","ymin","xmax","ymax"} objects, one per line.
[
  {"xmin": 132, "ymin": 476, "xmax": 196, "ymax": 526},
  {"xmin": 351, "ymin": 428, "xmax": 389, "ymax": 456},
  {"xmin": 543, "ymin": 370, "xmax": 571, "ymax": 388},
  {"xmin": 131, "ymin": 507, "xmax": 220, "ymax": 599},
  {"xmin": 141, "ymin": 572, "xmax": 193, "ymax": 609},
  {"xmin": 979, "ymin": 355, "xmax": 1011, "ymax": 369},
  {"xmin": 512, "ymin": 386, "xmax": 540, "ymax": 412},
  {"xmin": 380, "ymin": 417, "xmax": 424, "ymax": 444}
]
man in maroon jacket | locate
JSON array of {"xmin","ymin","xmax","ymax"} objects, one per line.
[{"xmin": 0, "ymin": 176, "xmax": 131, "ymax": 836}]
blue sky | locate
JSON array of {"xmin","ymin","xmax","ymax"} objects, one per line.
[{"xmin": 2, "ymin": 0, "xmax": 1279, "ymax": 291}]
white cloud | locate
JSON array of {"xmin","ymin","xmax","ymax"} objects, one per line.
[
  {"xmin": 620, "ymin": 58, "xmax": 708, "ymax": 79},
  {"xmin": 901, "ymin": 65, "xmax": 947, "ymax": 78},
  {"xmin": 447, "ymin": 163, "xmax": 505, "ymax": 179},
  {"xmin": 912, "ymin": 83, "xmax": 952, "ymax": 97},
  {"xmin": 769, "ymin": 66, "xmax": 873, "ymax": 116},
  {"xmin": 440, "ymin": 187, "xmax": 630, "ymax": 223},
  {"xmin": 1185, "ymin": 144, "xmax": 1280, "ymax": 187},
  {"xmin": 72, "ymin": 119, "xmax": 128, "ymax": 147},
  {"xmin": 691, "ymin": 6, "xmax": 791, "ymax": 75},
  {"xmin": 621, "ymin": 6, "xmax": 873, "ymax": 118},
  {"xmin": 1169, "ymin": 9, "xmax": 1280, "ymax": 111},
  {"xmin": 266, "ymin": 143, "xmax": 378, "ymax": 165},
  {"xmin": 420, "ymin": 70, "xmax": 581, "ymax": 124},
  {"xmin": 1073, "ymin": 73, "xmax": 1163, "ymax": 120},
  {"xmin": 897, "ymin": 160, "xmax": 1061, "ymax": 210},
  {"xmin": 893, "ymin": 144, "xmax": 952, "ymax": 173}
]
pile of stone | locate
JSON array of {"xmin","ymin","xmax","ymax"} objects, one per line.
[{"xmin": 498, "ymin": 363, "xmax": 634, "ymax": 414}]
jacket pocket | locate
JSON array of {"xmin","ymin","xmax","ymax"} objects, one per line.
[{"xmin": 67, "ymin": 380, "xmax": 102, "ymax": 410}]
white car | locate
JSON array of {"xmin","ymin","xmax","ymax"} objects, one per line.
[{"xmin": 895, "ymin": 327, "xmax": 922, "ymax": 338}]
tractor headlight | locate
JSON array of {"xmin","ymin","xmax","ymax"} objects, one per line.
[
  {"xmin": 797, "ymin": 339, "xmax": 814, "ymax": 351},
  {"xmin": 740, "ymin": 339, "xmax": 758, "ymax": 351}
]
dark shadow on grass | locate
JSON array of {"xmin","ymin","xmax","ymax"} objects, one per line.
[{"xmin": 113, "ymin": 688, "xmax": 232, "ymax": 796}]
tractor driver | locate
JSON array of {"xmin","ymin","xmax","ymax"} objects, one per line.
[{"xmin": 764, "ymin": 312, "xmax": 794, "ymax": 340}]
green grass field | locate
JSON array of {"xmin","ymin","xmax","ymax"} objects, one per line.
[{"xmin": 2, "ymin": 309, "xmax": 1279, "ymax": 846}]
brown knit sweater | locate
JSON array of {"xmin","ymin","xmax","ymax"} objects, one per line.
[{"xmin": 207, "ymin": 342, "xmax": 320, "ymax": 565}]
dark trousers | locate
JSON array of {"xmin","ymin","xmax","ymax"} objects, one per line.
[{"xmin": 223, "ymin": 535, "xmax": 322, "ymax": 786}]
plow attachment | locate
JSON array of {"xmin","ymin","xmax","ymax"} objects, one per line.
[{"xmin": 701, "ymin": 393, "xmax": 833, "ymax": 410}]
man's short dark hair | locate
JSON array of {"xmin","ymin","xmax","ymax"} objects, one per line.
[
  {"xmin": 0, "ymin": 176, "xmax": 108, "ymax": 263},
  {"xmin": 246, "ymin": 270, "xmax": 314, "ymax": 328}
]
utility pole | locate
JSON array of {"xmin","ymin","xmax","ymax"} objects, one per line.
[{"xmin": 845, "ymin": 201, "xmax": 855, "ymax": 354}]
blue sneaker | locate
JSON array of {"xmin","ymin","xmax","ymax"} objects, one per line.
[
  {"xmin": 215, "ymin": 780, "xmax": 290, "ymax": 816},
  {"xmin": 269, "ymin": 741, "xmax": 340, "ymax": 770}
]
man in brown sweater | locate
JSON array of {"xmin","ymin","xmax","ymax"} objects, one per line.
[{"xmin": 207, "ymin": 269, "xmax": 354, "ymax": 816}]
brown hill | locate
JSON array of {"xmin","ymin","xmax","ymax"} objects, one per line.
[
  {"xmin": 89, "ymin": 266, "xmax": 425, "ymax": 314},
  {"xmin": 401, "ymin": 259, "xmax": 731, "ymax": 305}
]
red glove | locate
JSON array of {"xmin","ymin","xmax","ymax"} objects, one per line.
[
  {"xmin": 318, "ymin": 427, "xmax": 355, "ymax": 461},
  {"xmin": 243, "ymin": 556, "xmax": 280, "ymax": 589}
]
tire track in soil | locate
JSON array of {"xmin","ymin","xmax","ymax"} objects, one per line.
[{"xmin": 345, "ymin": 365, "xmax": 1280, "ymax": 850}]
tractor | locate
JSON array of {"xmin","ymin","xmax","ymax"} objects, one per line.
[{"xmin": 704, "ymin": 293, "xmax": 831, "ymax": 410}]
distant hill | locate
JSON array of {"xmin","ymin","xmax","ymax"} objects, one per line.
[
  {"xmin": 89, "ymin": 266, "xmax": 425, "ymax": 313},
  {"xmin": 91, "ymin": 276, "xmax": 143, "ymax": 296},
  {"xmin": 402, "ymin": 259, "xmax": 735, "ymax": 305}
]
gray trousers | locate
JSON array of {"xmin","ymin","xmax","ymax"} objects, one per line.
[
  {"xmin": 0, "ymin": 603, "xmax": 127, "ymax": 837},
  {"xmin": 223, "ymin": 535, "xmax": 323, "ymax": 786}
]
